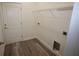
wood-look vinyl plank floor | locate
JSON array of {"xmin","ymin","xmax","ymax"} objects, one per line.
[{"xmin": 4, "ymin": 39, "xmax": 55, "ymax": 56}]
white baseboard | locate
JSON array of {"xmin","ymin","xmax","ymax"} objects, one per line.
[
  {"xmin": 34, "ymin": 36, "xmax": 62, "ymax": 56},
  {"xmin": 6, "ymin": 36, "xmax": 35, "ymax": 44},
  {"xmin": 23, "ymin": 36, "xmax": 35, "ymax": 41},
  {"xmin": 34, "ymin": 36, "xmax": 53, "ymax": 53}
]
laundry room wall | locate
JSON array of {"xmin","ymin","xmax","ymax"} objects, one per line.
[
  {"xmin": 0, "ymin": 3, "xmax": 73, "ymax": 55},
  {"xmin": 33, "ymin": 3, "xmax": 73, "ymax": 55}
]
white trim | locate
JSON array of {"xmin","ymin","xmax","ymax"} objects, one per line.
[
  {"xmin": 34, "ymin": 36, "xmax": 53, "ymax": 52},
  {"xmin": 6, "ymin": 36, "xmax": 35, "ymax": 44}
]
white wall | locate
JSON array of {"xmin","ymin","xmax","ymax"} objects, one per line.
[
  {"xmin": 0, "ymin": 3, "xmax": 5, "ymax": 56},
  {"xmin": 64, "ymin": 3, "xmax": 79, "ymax": 56},
  {"xmin": 33, "ymin": 9, "xmax": 72, "ymax": 55},
  {"xmin": 0, "ymin": 3, "xmax": 3, "ymax": 42},
  {"xmin": 0, "ymin": 25, "xmax": 5, "ymax": 56},
  {"xmin": 21, "ymin": 8, "xmax": 36, "ymax": 40},
  {"xmin": 0, "ymin": 2, "xmax": 73, "ymax": 43},
  {"xmin": 21, "ymin": 2, "xmax": 73, "ymax": 41},
  {"xmin": 21, "ymin": 2, "xmax": 73, "ymax": 11},
  {"xmin": 32, "ymin": 2, "xmax": 73, "ymax": 55},
  {"xmin": 2, "ymin": 2, "xmax": 72, "ymax": 42},
  {"xmin": 0, "ymin": 3, "xmax": 73, "ymax": 55},
  {"xmin": 0, "ymin": 25, "xmax": 3, "ymax": 42}
]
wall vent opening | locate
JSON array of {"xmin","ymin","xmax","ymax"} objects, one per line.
[{"xmin": 53, "ymin": 41, "xmax": 60, "ymax": 51}]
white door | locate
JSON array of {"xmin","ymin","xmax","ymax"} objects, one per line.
[{"xmin": 3, "ymin": 4, "xmax": 22, "ymax": 44}]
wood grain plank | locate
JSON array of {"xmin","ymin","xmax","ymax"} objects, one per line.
[{"xmin": 4, "ymin": 38, "xmax": 55, "ymax": 56}]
